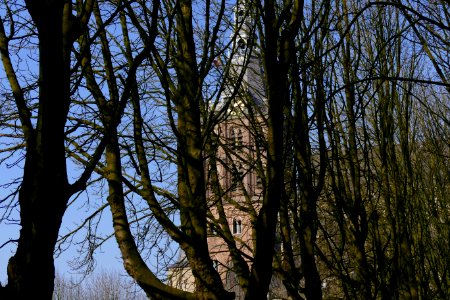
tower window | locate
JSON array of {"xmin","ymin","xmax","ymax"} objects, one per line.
[
  {"xmin": 256, "ymin": 173, "xmax": 263, "ymax": 188},
  {"xmin": 229, "ymin": 128, "xmax": 243, "ymax": 149},
  {"xmin": 236, "ymin": 129, "xmax": 243, "ymax": 147},
  {"xmin": 232, "ymin": 218, "xmax": 242, "ymax": 235},
  {"xmin": 208, "ymin": 224, "xmax": 217, "ymax": 236},
  {"xmin": 230, "ymin": 128, "xmax": 235, "ymax": 147},
  {"xmin": 237, "ymin": 9, "xmax": 245, "ymax": 24},
  {"xmin": 213, "ymin": 260, "xmax": 219, "ymax": 271},
  {"xmin": 237, "ymin": 39, "xmax": 246, "ymax": 53},
  {"xmin": 231, "ymin": 163, "xmax": 245, "ymax": 191}
]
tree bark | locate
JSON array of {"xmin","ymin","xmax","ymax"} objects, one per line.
[{"xmin": 0, "ymin": 1, "xmax": 94, "ymax": 297}]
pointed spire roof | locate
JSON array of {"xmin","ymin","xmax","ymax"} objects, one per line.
[{"xmin": 217, "ymin": 0, "xmax": 266, "ymax": 115}]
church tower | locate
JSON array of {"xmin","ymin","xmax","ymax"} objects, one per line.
[
  {"xmin": 205, "ymin": 1, "xmax": 267, "ymax": 298},
  {"xmin": 219, "ymin": 0, "xmax": 266, "ymax": 113},
  {"xmin": 168, "ymin": 2, "xmax": 275, "ymax": 298}
]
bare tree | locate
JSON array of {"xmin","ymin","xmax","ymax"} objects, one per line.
[
  {"xmin": 0, "ymin": 0, "xmax": 99, "ymax": 298},
  {"xmin": 53, "ymin": 269, "xmax": 147, "ymax": 300}
]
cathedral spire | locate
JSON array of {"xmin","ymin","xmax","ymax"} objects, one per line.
[
  {"xmin": 232, "ymin": 0, "xmax": 253, "ymax": 62},
  {"xmin": 220, "ymin": 0, "xmax": 266, "ymax": 113}
]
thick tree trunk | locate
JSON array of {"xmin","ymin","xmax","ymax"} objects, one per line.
[
  {"xmin": 173, "ymin": 1, "xmax": 234, "ymax": 298},
  {"xmin": 2, "ymin": 2, "xmax": 72, "ymax": 298},
  {"xmin": 104, "ymin": 128, "xmax": 198, "ymax": 300},
  {"xmin": 298, "ymin": 193, "xmax": 323, "ymax": 300},
  {"xmin": 4, "ymin": 146, "xmax": 68, "ymax": 299},
  {"xmin": 244, "ymin": 24, "xmax": 286, "ymax": 299}
]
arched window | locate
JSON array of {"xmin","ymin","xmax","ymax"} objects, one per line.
[
  {"xmin": 237, "ymin": 39, "xmax": 246, "ymax": 54},
  {"xmin": 232, "ymin": 218, "xmax": 242, "ymax": 235}
]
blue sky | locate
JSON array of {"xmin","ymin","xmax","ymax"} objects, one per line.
[
  {"xmin": 0, "ymin": 0, "xmax": 228, "ymax": 285},
  {"xmin": 0, "ymin": 2, "xmax": 127, "ymax": 283},
  {"xmin": 0, "ymin": 160, "xmax": 126, "ymax": 284}
]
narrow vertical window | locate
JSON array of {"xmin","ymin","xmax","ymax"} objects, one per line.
[
  {"xmin": 231, "ymin": 163, "xmax": 244, "ymax": 192},
  {"xmin": 236, "ymin": 129, "xmax": 243, "ymax": 148},
  {"xmin": 232, "ymin": 218, "xmax": 242, "ymax": 235},
  {"xmin": 230, "ymin": 128, "xmax": 236, "ymax": 149},
  {"xmin": 256, "ymin": 173, "xmax": 263, "ymax": 189},
  {"xmin": 208, "ymin": 224, "xmax": 217, "ymax": 236},
  {"xmin": 213, "ymin": 260, "xmax": 219, "ymax": 271},
  {"xmin": 230, "ymin": 127, "xmax": 243, "ymax": 149},
  {"xmin": 237, "ymin": 39, "xmax": 246, "ymax": 54}
]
